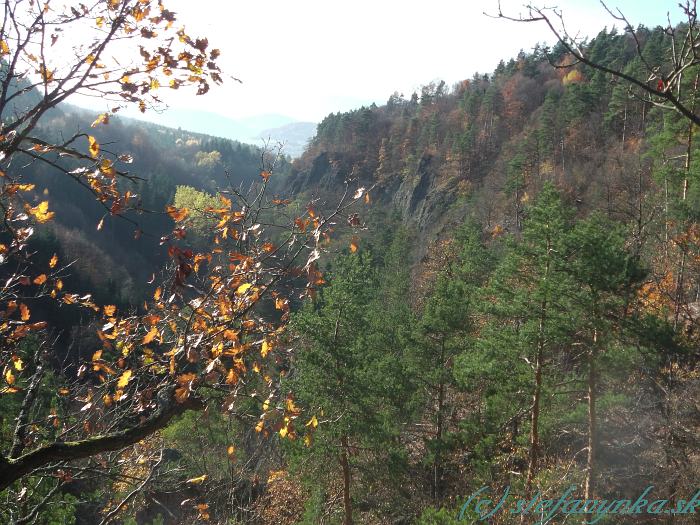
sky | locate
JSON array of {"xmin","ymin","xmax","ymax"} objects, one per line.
[{"xmin": 106, "ymin": 0, "xmax": 681, "ymax": 123}]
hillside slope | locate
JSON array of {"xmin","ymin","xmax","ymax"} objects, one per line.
[{"xmin": 286, "ymin": 31, "xmax": 665, "ymax": 259}]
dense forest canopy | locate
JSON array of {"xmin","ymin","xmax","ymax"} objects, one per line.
[{"xmin": 2, "ymin": 1, "xmax": 700, "ymax": 524}]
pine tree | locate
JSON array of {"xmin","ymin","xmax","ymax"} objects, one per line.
[
  {"xmin": 564, "ymin": 213, "xmax": 647, "ymax": 503},
  {"xmin": 460, "ymin": 184, "xmax": 576, "ymax": 500},
  {"xmin": 411, "ymin": 223, "xmax": 490, "ymax": 501},
  {"xmin": 290, "ymin": 242, "xmax": 416, "ymax": 524}
]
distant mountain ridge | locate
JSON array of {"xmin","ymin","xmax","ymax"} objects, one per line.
[
  {"xmin": 258, "ymin": 121, "xmax": 317, "ymax": 158},
  {"xmin": 122, "ymin": 108, "xmax": 316, "ymax": 156}
]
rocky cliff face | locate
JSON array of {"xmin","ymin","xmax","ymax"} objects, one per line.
[{"xmin": 285, "ymin": 150, "xmax": 469, "ymax": 259}]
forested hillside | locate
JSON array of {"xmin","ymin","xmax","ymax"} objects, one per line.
[
  {"xmin": 1, "ymin": 1, "xmax": 700, "ymax": 524},
  {"xmin": 272, "ymin": 22, "xmax": 700, "ymax": 524},
  {"xmin": 28, "ymin": 105, "xmax": 281, "ymax": 300}
]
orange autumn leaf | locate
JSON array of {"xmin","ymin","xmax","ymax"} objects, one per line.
[
  {"xmin": 350, "ymin": 236, "xmax": 359, "ymax": 253},
  {"xmin": 33, "ymin": 274, "xmax": 47, "ymax": 285},
  {"xmin": 49, "ymin": 254, "xmax": 58, "ymax": 268},
  {"xmin": 87, "ymin": 135, "xmax": 100, "ymax": 158},
  {"xmin": 175, "ymin": 386, "xmax": 190, "ymax": 403},
  {"xmin": 260, "ymin": 170, "xmax": 271, "ymax": 181},
  {"xmin": 166, "ymin": 205, "xmax": 189, "ymax": 222},
  {"xmin": 225, "ymin": 368, "xmax": 238, "ymax": 385},
  {"xmin": 19, "ymin": 303, "xmax": 30, "ymax": 321},
  {"xmin": 104, "ymin": 305, "xmax": 116, "ymax": 317},
  {"xmin": 142, "ymin": 326, "xmax": 158, "ymax": 344}
]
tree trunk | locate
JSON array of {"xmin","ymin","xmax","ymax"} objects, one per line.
[
  {"xmin": 524, "ymin": 342, "xmax": 543, "ymax": 497},
  {"xmin": 673, "ymin": 77, "xmax": 696, "ymax": 330},
  {"xmin": 524, "ymin": 236, "xmax": 551, "ymax": 506},
  {"xmin": 340, "ymin": 435, "xmax": 353, "ymax": 525},
  {"xmin": 433, "ymin": 339, "xmax": 446, "ymax": 501},
  {"xmin": 583, "ymin": 328, "xmax": 597, "ymax": 510},
  {"xmin": 0, "ymin": 386, "xmax": 202, "ymax": 492}
]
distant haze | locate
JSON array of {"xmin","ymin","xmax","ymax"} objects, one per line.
[{"xmin": 74, "ymin": 1, "xmax": 680, "ymax": 133}]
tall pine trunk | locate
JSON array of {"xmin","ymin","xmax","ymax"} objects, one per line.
[
  {"xmin": 524, "ymin": 235, "xmax": 551, "ymax": 507},
  {"xmin": 433, "ymin": 338, "xmax": 446, "ymax": 501},
  {"xmin": 340, "ymin": 435, "xmax": 353, "ymax": 525},
  {"xmin": 583, "ymin": 327, "xmax": 597, "ymax": 509}
]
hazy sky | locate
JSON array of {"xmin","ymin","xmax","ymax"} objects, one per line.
[{"xmin": 111, "ymin": 0, "xmax": 680, "ymax": 123}]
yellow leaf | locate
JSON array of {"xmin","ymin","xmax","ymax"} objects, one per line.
[
  {"xmin": 261, "ymin": 340, "xmax": 271, "ymax": 358},
  {"xmin": 87, "ymin": 135, "xmax": 99, "ymax": 158},
  {"xmin": 104, "ymin": 305, "xmax": 116, "ymax": 317},
  {"xmin": 186, "ymin": 474, "xmax": 207, "ymax": 485},
  {"xmin": 306, "ymin": 415, "xmax": 318, "ymax": 428},
  {"xmin": 267, "ymin": 470, "xmax": 285, "ymax": 483},
  {"xmin": 286, "ymin": 397, "xmax": 301, "ymax": 415},
  {"xmin": 12, "ymin": 356, "xmax": 23, "ymax": 371},
  {"xmin": 99, "ymin": 159, "xmax": 115, "ymax": 177},
  {"xmin": 96, "ymin": 16, "xmax": 104, "ymax": 27},
  {"xmin": 153, "ymin": 287, "xmax": 162, "ymax": 301},
  {"xmin": 117, "ymin": 370, "xmax": 132, "ymax": 388},
  {"xmin": 142, "ymin": 326, "xmax": 158, "ymax": 344},
  {"xmin": 5, "ymin": 369, "xmax": 15, "ymax": 385},
  {"xmin": 236, "ymin": 283, "xmax": 252, "ymax": 295},
  {"xmin": 279, "ymin": 426, "xmax": 288, "ymax": 438},
  {"xmin": 255, "ymin": 420, "xmax": 264, "ymax": 433},
  {"xmin": 25, "ymin": 201, "xmax": 55, "ymax": 223},
  {"xmin": 227, "ymin": 445, "xmax": 235, "ymax": 457},
  {"xmin": 350, "ymin": 236, "xmax": 359, "ymax": 253},
  {"xmin": 0, "ymin": 40, "xmax": 9, "ymax": 56},
  {"xmin": 33, "ymin": 274, "xmax": 47, "ymax": 285},
  {"xmin": 49, "ymin": 254, "xmax": 58, "ymax": 268}
]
